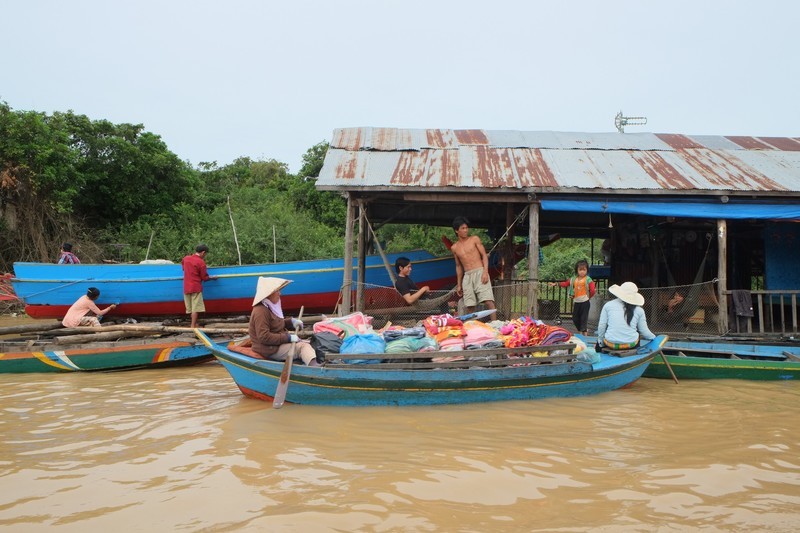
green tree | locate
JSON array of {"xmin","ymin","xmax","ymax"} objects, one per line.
[{"xmin": 286, "ymin": 142, "xmax": 346, "ymax": 229}]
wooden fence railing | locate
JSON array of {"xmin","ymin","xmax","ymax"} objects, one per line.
[{"xmin": 725, "ymin": 290, "xmax": 799, "ymax": 336}]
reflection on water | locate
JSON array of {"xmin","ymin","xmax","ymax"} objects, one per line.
[{"xmin": 1, "ymin": 363, "xmax": 799, "ymax": 531}]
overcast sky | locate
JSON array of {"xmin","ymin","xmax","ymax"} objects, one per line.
[{"xmin": 3, "ymin": 0, "xmax": 798, "ymax": 173}]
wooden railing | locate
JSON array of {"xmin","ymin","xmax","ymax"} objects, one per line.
[{"xmin": 725, "ymin": 290, "xmax": 799, "ymax": 336}]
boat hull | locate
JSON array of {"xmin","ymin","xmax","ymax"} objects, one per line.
[
  {"xmin": 645, "ymin": 339, "xmax": 800, "ymax": 380},
  {"xmin": 0, "ymin": 341, "xmax": 213, "ymax": 373},
  {"xmin": 645, "ymin": 355, "xmax": 800, "ymax": 380},
  {"xmin": 12, "ymin": 250, "xmax": 456, "ymax": 319},
  {"xmin": 201, "ymin": 334, "xmax": 666, "ymax": 406}
]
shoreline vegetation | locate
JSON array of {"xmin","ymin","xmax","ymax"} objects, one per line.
[{"xmin": 1, "ymin": 101, "xmax": 590, "ymax": 306}]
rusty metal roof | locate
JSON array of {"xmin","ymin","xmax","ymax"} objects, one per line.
[{"xmin": 317, "ymin": 128, "xmax": 800, "ymax": 195}]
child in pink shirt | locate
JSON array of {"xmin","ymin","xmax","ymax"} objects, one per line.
[{"xmin": 62, "ymin": 287, "xmax": 116, "ymax": 327}]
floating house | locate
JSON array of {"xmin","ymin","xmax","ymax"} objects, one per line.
[{"xmin": 316, "ymin": 128, "xmax": 800, "ymax": 338}]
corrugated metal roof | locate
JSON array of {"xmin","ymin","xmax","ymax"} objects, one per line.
[{"xmin": 318, "ymin": 128, "xmax": 800, "ymax": 194}]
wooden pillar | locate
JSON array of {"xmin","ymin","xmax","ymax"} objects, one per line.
[
  {"xmin": 717, "ymin": 219, "xmax": 728, "ymax": 334},
  {"xmin": 356, "ymin": 200, "xmax": 367, "ymax": 311},
  {"xmin": 503, "ymin": 204, "xmax": 515, "ymax": 281},
  {"xmin": 527, "ymin": 201, "xmax": 540, "ymax": 317},
  {"xmin": 341, "ymin": 194, "xmax": 355, "ymax": 316},
  {"xmin": 499, "ymin": 204, "xmax": 516, "ymax": 318}
]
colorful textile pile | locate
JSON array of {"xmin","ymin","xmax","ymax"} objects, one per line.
[
  {"xmin": 383, "ymin": 326, "xmax": 427, "ymax": 341},
  {"xmin": 313, "ymin": 312, "xmax": 373, "ymax": 337},
  {"xmin": 462, "ymin": 320, "xmax": 501, "ymax": 349},
  {"xmin": 499, "ymin": 317, "xmax": 571, "ymax": 348},
  {"xmin": 385, "ymin": 336, "xmax": 438, "ymax": 354},
  {"xmin": 423, "ymin": 313, "xmax": 466, "ymax": 351}
]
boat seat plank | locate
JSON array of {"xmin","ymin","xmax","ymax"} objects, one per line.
[
  {"xmin": 783, "ymin": 351, "xmax": 800, "ymax": 362},
  {"xmin": 320, "ymin": 343, "xmax": 575, "ymax": 362},
  {"xmin": 663, "ymin": 345, "xmax": 795, "ymax": 361},
  {"xmin": 324, "ymin": 354, "xmax": 577, "ymax": 370}
]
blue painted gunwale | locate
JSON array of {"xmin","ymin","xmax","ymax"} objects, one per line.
[
  {"xmin": 198, "ymin": 333, "xmax": 667, "ymax": 406},
  {"xmin": 12, "ymin": 250, "xmax": 456, "ymax": 318}
]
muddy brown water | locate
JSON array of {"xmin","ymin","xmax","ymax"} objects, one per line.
[{"xmin": 1, "ymin": 315, "xmax": 799, "ymax": 531}]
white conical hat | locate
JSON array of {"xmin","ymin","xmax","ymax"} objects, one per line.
[
  {"xmin": 608, "ymin": 281, "xmax": 645, "ymax": 306},
  {"xmin": 251, "ymin": 277, "xmax": 292, "ymax": 306}
]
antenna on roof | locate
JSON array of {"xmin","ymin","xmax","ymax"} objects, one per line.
[{"xmin": 614, "ymin": 111, "xmax": 647, "ymax": 133}]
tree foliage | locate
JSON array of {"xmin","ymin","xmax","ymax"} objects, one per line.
[{"xmin": 0, "ymin": 103, "xmax": 589, "ymax": 280}]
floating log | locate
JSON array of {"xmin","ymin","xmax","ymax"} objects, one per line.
[
  {"xmin": 55, "ymin": 331, "xmax": 154, "ymax": 344},
  {"xmin": 0, "ymin": 322, "xmax": 64, "ymax": 336},
  {"xmin": 63, "ymin": 325, "xmax": 249, "ymax": 335}
]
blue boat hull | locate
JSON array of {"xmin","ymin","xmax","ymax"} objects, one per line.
[
  {"xmin": 12, "ymin": 250, "xmax": 456, "ymax": 318},
  {"xmin": 200, "ymin": 334, "xmax": 666, "ymax": 406}
]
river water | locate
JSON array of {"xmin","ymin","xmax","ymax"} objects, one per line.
[{"xmin": 1, "ymin": 318, "xmax": 800, "ymax": 531}]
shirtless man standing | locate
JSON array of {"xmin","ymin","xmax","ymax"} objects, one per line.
[{"xmin": 450, "ymin": 216, "xmax": 496, "ymax": 320}]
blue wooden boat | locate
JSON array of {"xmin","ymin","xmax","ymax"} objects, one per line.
[
  {"xmin": 196, "ymin": 331, "xmax": 667, "ymax": 406},
  {"xmin": 0, "ymin": 337, "xmax": 214, "ymax": 373},
  {"xmin": 646, "ymin": 339, "xmax": 800, "ymax": 380},
  {"xmin": 11, "ymin": 250, "xmax": 457, "ymax": 319}
]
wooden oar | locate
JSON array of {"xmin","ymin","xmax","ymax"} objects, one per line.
[
  {"xmin": 273, "ymin": 306, "xmax": 303, "ymax": 409},
  {"xmin": 659, "ymin": 350, "xmax": 679, "ymax": 384}
]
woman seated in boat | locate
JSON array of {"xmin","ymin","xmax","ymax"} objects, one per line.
[
  {"xmin": 596, "ymin": 282, "xmax": 656, "ymax": 351},
  {"xmin": 394, "ymin": 257, "xmax": 431, "ymax": 305},
  {"xmin": 62, "ymin": 287, "xmax": 117, "ymax": 327},
  {"xmin": 249, "ymin": 277, "xmax": 320, "ymax": 366}
]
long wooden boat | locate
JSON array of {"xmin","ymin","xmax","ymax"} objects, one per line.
[
  {"xmin": 11, "ymin": 250, "xmax": 458, "ymax": 319},
  {"xmin": 644, "ymin": 339, "xmax": 800, "ymax": 380},
  {"xmin": 196, "ymin": 331, "xmax": 667, "ymax": 406},
  {"xmin": 0, "ymin": 336, "xmax": 215, "ymax": 373}
]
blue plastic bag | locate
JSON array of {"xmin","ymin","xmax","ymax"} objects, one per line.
[{"xmin": 339, "ymin": 333, "xmax": 386, "ymax": 364}]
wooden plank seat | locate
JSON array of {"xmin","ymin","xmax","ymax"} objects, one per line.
[
  {"xmin": 661, "ymin": 346, "xmax": 786, "ymax": 360},
  {"xmin": 322, "ymin": 343, "xmax": 577, "ymax": 370}
]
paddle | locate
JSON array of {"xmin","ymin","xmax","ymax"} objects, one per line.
[
  {"xmin": 273, "ymin": 306, "xmax": 303, "ymax": 409},
  {"xmin": 659, "ymin": 348, "xmax": 679, "ymax": 384}
]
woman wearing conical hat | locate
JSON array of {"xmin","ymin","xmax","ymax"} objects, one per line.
[
  {"xmin": 596, "ymin": 282, "xmax": 656, "ymax": 351},
  {"xmin": 249, "ymin": 277, "xmax": 319, "ymax": 366}
]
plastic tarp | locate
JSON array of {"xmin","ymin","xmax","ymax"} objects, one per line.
[{"xmin": 540, "ymin": 200, "xmax": 800, "ymax": 220}]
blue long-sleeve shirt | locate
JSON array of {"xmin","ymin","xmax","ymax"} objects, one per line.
[{"xmin": 596, "ymin": 298, "xmax": 655, "ymax": 345}]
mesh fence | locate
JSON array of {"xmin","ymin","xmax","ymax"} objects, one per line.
[
  {"xmin": 346, "ymin": 280, "xmax": 721, "ymax": 335},
  {"xmin": 588, "ymin": 281, "xmax": 720, "ymax": 336}
]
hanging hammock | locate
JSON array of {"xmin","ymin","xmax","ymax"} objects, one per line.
[{"xmin": 658, "ymin": 234, "xmax": 715, "ymax": 321}]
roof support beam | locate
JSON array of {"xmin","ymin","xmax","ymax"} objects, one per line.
[
  {"xmin": 717, "ymin": 219, "xmax": 728, "ymax": 334},
  {"xmin": 527, "ymin": 201, "xmax": 540, "ymax": 318},
  {"xmin": 341, "ymin": 193, "xmax": 356, "ymax": 315},
  {"xmin": 401, "ymin": 193, "xmax": 531, "ymax": 204}
]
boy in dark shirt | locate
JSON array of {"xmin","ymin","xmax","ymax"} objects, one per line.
[{"xmin": 394, "ymin": 257, "xmax": 430, "ymax": 305}]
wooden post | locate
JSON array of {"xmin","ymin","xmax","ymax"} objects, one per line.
[
  {"xmin": 717, "ymin": 219, "xmax": 728, "ymax": 334},
  {"xmin": 341, "ymin": 194, "xmax": 355, "ymax": 316},
  {"xmin": 356, "ymin": 199, "xmax": 367, "ymax": 311},
  {"xmin": 365, "ymin": 215, "xmax": 396, "ymax": 285},
  {"xmin": 503, "ymin": 204, "xmax": 515, "ymax": 281},
  {"xmin": 499, "ymin": 204, "xmax": 516, "ymax": 318},
  {"xmin": 527, "ymin": 201, "xmax": 540, "ymax": 318}
]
